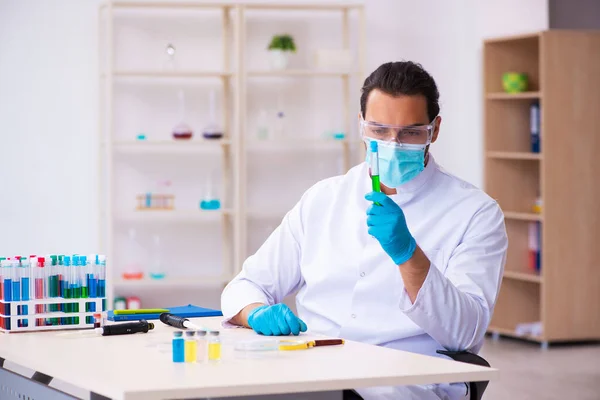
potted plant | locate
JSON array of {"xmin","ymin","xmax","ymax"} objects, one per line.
[{"xmin": 268, "ymin": 34, "xmax": 296, "ymax": 70}]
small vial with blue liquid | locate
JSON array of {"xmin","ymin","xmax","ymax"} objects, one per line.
[
  {"xmin": 172, "ymin": 331, "xmax": 185, "ymax": 363},
  {"xmin": 200, "ymin": 172, "xmax": 221, "ymax": 211}
]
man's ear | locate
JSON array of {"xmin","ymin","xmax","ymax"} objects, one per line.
[{"xmin": 431, "ymin": 116, "xmax": 441, "ymax": 143}]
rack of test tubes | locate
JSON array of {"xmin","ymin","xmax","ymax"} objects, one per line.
[
  {"xmin": 136, "ymin": 194, "xmax": 175, "ymax": 210},
  {"xmin": 0, "ymin": 254, "xmax": 107, "ymax": 333}
]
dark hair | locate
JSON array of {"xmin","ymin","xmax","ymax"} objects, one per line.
[{"xmin": 360, "ymin": 61, "xmax": 440, "ymax": 122}]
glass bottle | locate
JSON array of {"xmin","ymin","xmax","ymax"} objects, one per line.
[
  {"xmin": 122, "ymin": 228, "xmax": 143, "ymax": 280},
  {"xmin": 172, "ymin": 89, "xmax": 193, "ymax": 140},
  {"xmin": 200, "ymin": 171, "xmax": 221, "ymax": 211},
  {"xmin": 172, "ymin": 331, "xmax": 184, "ymax": 363},
  {"xmin": 149, "ymin": 234, "xmax": 165, "ymax": 280},
  {"xmin": 196, "ymin": 330, "xmax": 207, "ymax": 363},
  {"xmin": 256, "ymin": 109, "xmax": 269, "ymax": 140},
  {"xmin": 208, "ymin": 331, "xmax": 221, "ymax": 361},
  {"xmin": 202, "ymin": 89, "xmax": 223, "ymax": 140},
  {"xmin": 185, "ymin": 331, "xmax": 197, "ymax": 363},
  {"xmin": 163, "ymin": 43, "xmax": 177, "ymax": 71}
]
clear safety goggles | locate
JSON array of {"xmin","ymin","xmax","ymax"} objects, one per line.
[{"xmin": 360, "ymin": 116, "xmax": 437, "ymax": 146}]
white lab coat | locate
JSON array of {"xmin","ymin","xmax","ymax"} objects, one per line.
[{"xmin": 221, "ymin": 155, "xmax": 508, "ymax": 400}]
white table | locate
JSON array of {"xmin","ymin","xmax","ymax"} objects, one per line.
[{"xmin": 0, "ymin": 317, "xmax": 496, "ymax": 400}]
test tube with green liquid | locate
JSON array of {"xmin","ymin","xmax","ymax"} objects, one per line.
[
  {"xmin": 49, "ymin": 255, "xmax": 59, "ymax": 325},
  {"xmin": 370, "ymin": 140, "xmax": 381, "ymax": 205},
  {"xmin": 71, "ymin": 256, "xmax": 81, "ymax": 325}
]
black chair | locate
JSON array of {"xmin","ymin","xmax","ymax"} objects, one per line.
[{"xmin": 436, "ymin": 350, "xmax": 491, "ymax": 400}]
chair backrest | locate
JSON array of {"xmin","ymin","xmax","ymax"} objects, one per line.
[{"xmin": 436, "ymin": 350, "xmax": 490, "ymax": 400}]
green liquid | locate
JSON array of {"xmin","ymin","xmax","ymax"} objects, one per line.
[
  {"xmin": 49, "ymin": 276, "xmax": 59, "ymax": 325},
  {"xmin": 62, "ymin": 287, "xmax": 69, "ymax": 325},
  {"xmin": 371, "ymin": 174, "xmax": 381, "ymax": 192},
  {"xmin": 72, "ymin": 287, "xmax": 81, "ymax": 320},
  {"xmin": 49, "ymin": 276, "xmax": 59, "ymax": 297},
  {"xmin": 371, "ymin": 175, "xmax": 382, "ymax": 206},
  {"xmin": 81, "ymin": 286, "xmax": 88, "ymax": 298}
]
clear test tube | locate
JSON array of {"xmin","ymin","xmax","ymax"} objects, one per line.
[
  {"xmin": 80, "ymin": 255, "xmax": 88, "ymax": 299},
  {"xmin": 2, "ymin": 259, "xmax": 12, "ymax": 302},
  {"xmin": 34, "ymin": 257, "xmax": 44, "ymax": 300},
  {"xmin": 71, "ymin": 256, "xmax": 81, "ymax": 325},
  {"xmin": 11, "ymin": 259, "xmax": 21, "ymax": 327},
  {"xmin": 62, "ymin": 256, "xmax": 71, "ymax": 325},
  {"xmin": 35, "ymin": 257, "xmax": 45, "ymax": 326},
  {"xmin": 20, "ymin": 257, "xmax": 30, "ymax": 327},
  {"xmin": 88, "ymin": 254, "xmax": 98, "ymax": 298},
  {"xmin": 98, "ymin": 255, "xmax": 106, "ymax": 298},
  {"xmin": 0, "ymin": 258, "xmax": 4, "ymax": 301},
  {"xmin": 49, "ymin": 255, "xmax": 58, "ymax": 299},
  {"xmin": 11, "ymin": 258, "xmax": 21, "ymax": 302}
]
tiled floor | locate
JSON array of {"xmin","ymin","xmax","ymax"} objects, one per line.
[{"xmin": 479, "ymin": 337, "xmax": 600, "ymax": 399}]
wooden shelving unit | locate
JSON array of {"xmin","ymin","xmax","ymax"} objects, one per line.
[{"xmin": 484, "ymin": 31, "xmax": 600, "ymax": 346}]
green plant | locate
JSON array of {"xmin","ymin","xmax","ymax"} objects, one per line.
[{"xmin": 268, "ymin": 34, "xmax": 297, "ymax": 52}]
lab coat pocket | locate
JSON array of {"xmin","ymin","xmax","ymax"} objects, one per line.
[{"xmin": 423, "ymin": 248, "xmax": 447, "ymax": 274}]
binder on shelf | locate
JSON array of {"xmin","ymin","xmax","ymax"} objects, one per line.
[
  {"xmin": 530, "ymin": 101, "xmax": 540, "ymax": 153},
  {"xmin": 107, "ymin": 304, "xmax": 222, "ymax": 322},
  {"xmin": 528, "ymin": 222, "xmax": 541, "ymax": 272}
]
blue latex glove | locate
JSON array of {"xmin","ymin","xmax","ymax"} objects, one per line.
[
  {"xmin": 365, "ymin": 191, "xmax": 417, "ymax": 265},
  {"xmin": 247, "ymin": 303, "xmax": 308, "ymax": 336}
]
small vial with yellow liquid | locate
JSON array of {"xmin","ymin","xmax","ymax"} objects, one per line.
[
  {"xmin": 208, "ymin": 331, "xmax": 221, "ymax": 361},
  {"xmin": 185, "ymin": 331, "xmax": 197, "ymax": 363}
]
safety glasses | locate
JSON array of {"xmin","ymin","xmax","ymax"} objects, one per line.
[{"xmin": 360, "ymin": 116, "xmax": 437, "ymax": 146}]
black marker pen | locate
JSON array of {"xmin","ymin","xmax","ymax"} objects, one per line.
[{"xmin": 99, "ymin": 320, "xmax": 154, "ymax": 336}]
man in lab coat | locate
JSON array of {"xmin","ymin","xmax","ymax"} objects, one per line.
[{"xmin": 221, "ymin": 61, "xmax": 508, "ymax": 400}]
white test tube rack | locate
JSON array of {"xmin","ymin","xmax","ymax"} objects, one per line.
[{"xmin": 0, "ymin": 297, "xmax": 105, "ymax": 333}]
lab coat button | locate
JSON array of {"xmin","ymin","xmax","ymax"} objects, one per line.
[
  {"xmin": 360, "ymin": 272, "xmax": 365, "ymax": 277},
  {"xmin": 351, "ymin": 314, "xmax": 356, "ymax": 319}
]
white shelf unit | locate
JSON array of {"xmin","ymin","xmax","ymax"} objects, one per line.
[
  {"xmin": 238, "ymin": 3, "xmax": 366, "ymax": 266},
  {"xmin": 99, "ymin": 1, "xmax": 365, "ymax": 308}
]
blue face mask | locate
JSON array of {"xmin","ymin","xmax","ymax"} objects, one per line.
[{"xmin": 365, "ymin": 140, "xmax": 426, "ymax": 187}]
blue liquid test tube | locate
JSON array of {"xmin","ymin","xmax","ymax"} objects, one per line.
[
  {"xmin": 20, "ymin": 258, "xmax": 30, "ymax": 327},
  {"xmin": 12, "ymin": 259, "xmax": 21, "ymax": 327},
  {"xmin": 12, "ymin": 259, "xmax": 21, "ymax": 301},
  {"xmin": 88, "ymin": 254, "xmax": 97, "ymax": 299},
  {"xmin": 98, "ymin": 255, "xmax": 106, "ymax": 298},
  {"xmin": 80, "ymin": 255, "xmax": 88, "ymax": 299},
  {"xmin": 58, "ymin": 255, "xmax": 64, "ymax": 298},
  {"xmin": 62, "ymin": 256, "xmax": 71, "ymax": 325},
  {"xmin": 0, "ymin": 258, "xmax": 3, "ymax": 302},
  {"xmin": 71, "ymin": 256, "xmax": 81, "ymax": 324},
  {"xmin": 2, "ymin": 259, "xmax": 12, "ymax": 302}
]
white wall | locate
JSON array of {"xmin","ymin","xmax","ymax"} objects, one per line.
[
  {"xmin": 0, "ymin": 0, "xmax": 102, "ymax": 256},
  {"xmin": 0, "ymin": 0, "xmax": 548, "ymax": 257}
]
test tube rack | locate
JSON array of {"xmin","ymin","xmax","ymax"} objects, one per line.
[
  {"xmin": 136, "ymin": 194, "xmax": 175, "ymax": 210},
  {"xmin": 0, "ymin": 297, "xmax": 105, "ymax": 333}
]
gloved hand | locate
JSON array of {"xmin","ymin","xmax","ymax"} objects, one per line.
[
  {"xmin": 247, "ymin": 303, "xmax": 308, "ymax": 336},
  {"xmin": 365, "ymin": 191, "xmax": 417, "ymax": 265}
]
